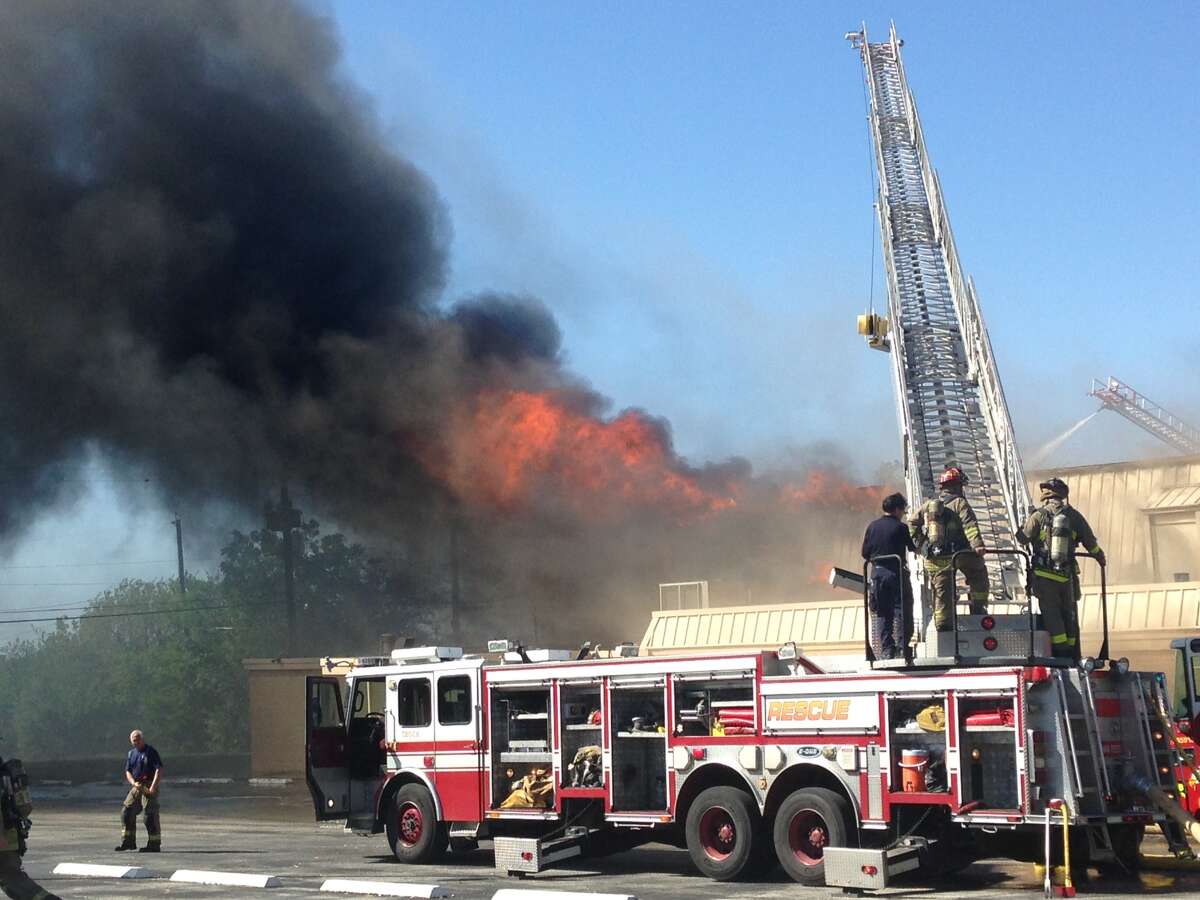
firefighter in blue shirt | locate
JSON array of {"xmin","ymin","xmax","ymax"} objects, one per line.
[
  {"xmin": 115, "ymin": 731, "xmax": 163, "ymax": 853},
  {"xmin": 862, "ymin": 492, "xmax": 917, "ymax": 660}
]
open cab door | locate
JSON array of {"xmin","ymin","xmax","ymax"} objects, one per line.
[{"xmin": 306, "ymin": 675, "xmax": 349, "ymax": 820}]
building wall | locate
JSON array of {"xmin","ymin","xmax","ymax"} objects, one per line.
[
  {"xmin": 1028, "ymin": 456, "xmax": 1200, "ymax": 587},
  {"xmin": 244, "ymin": 658, "xmax": 331, "ymax": 777},
  {"xmin": 640, "ymin": 582, "xmax": 1200, "ymax": 696}
]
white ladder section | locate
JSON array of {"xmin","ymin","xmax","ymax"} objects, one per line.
[{"xmin": 849, "ymin": 23, "xmax": 1032, "ymax": 604}]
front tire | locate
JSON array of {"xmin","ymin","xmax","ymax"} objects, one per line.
[
  {"xmin": 685, "ymin": 786, "xmax": 761, "ymax": 881},
  {"xmin": 386, "ymin": 784, "xmax": 448, "ymax": 864},
  {"xmin": 773, "ymin": 787, "xmax": 852, "ymax": 885}
]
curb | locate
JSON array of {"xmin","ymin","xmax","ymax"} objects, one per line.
[
  {"xmin": 170, "ymin": 869, "xmax": 282, "ymax": 888},
  {"xmin": 491, "ymin": 891, "xmax": 637, "ymax": 900},
  {"xmin": 320, "ymin": 879, "xmax": 450, "ymax": 897},
  {"xmin": 53, "ymin": 862, "xmax": 153, "ymax": 879}
]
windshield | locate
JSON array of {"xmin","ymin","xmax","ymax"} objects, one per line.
[{"xmin": 1174, "ymin": 647, "xmax": 1200, "ymax": 718}]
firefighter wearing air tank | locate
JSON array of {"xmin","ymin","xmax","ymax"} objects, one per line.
[
  {"xmin": 0, "ymin": 752, "xmax": 59, "ymax": 900},
  {"xmin": 909, "ymin": 466, "xmax": 989, "ymax": 631},
  {"xmin": 1017, "ymin": 477, "xmax": 1105, "ymax": 658}
]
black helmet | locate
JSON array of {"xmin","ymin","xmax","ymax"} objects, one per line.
[{"xmin": 1039, "ymin": 477, "xmax": 1069, "ymax": 498}]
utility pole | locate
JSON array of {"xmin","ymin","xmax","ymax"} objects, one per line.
[
  {"xmin": 449, "ymin": 512, "xmax": 461, "ymax": 642},
  {"xmin": 265, "ymin": 484, "xmax": 302, "ymax": 656},
  {"xmin": 173, "ymin": 514, "xmax": 186, "ymax": 595}
]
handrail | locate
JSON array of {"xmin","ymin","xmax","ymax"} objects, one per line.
[
  {"xmin": 861, "ymin": 554, "xmax": 908, "ymax": 667},
  {"xmin": 1075, "ymin": 552, "xmax": 1108, "ymax": 661}
]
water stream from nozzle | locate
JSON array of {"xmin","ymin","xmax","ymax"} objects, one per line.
[{"xmin": 1027, "ymin": 411, "xmax": 1100, "ymax": 468}]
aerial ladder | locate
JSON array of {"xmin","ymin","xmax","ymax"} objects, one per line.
[
  {"xmin": 847, "ymin": 24, "xmax": 1032, "ymax": 628},
  {"xmin": 1090, "ymin": 376, "xmax": 1200, "ymax": 455}
]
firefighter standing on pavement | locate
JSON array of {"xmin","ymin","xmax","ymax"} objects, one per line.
[
  {"xmin": 115, "ymin": 730, "xmax": 163, "ymax": 853},
  {"xmin": 0, "ymin": 751, "xmax": 59, "ymax": 900},
  {"xmin": 861, "ymin": 492, "xmax": 916, "ymax": 660},
  {"xmin": 1017, "ymin": 477, "xmax": 1105, "ymax": 659},
  {"xmin": 909, "ymin": 466, "xmax": 990, "ymax": 631}
]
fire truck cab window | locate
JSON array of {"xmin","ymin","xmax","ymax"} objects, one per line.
[
  {"xmin": 398, "ymin": 678, "xmax": 432, "ymax": 728},
  {"xmin": 438, "ymin": 675, "xmax": 473, "ymax": 726}
]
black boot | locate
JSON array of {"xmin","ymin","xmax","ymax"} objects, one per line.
[
  {"xmin": 114, "ymin": 838, "xmax": 136, "ymax": 851},
  {"xmin": 138, "ymin": 844, "xmax": 160, "ymax": 853}
]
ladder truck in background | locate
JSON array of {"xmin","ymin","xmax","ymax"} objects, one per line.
[{"xmin": 1090, "ymin": 376, "xmax": 1200, "ymax": 455}]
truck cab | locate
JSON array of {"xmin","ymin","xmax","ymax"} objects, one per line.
[{"xmin": 305, "ymin": 647, "xmax": 485, "ymax": 845}]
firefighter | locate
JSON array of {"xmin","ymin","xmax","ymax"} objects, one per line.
[
  {"xmin": 1017, "ymin": 477, "xmax": 1105, "ymax": 658},
  {"xmin": 909, "ymin": 466, "xmax": 989, "ymax": 631},
  {"xmin": 0, "ymin": 751, "xmax": 59, "ymax": 900},
  {"xmin": 861, "ymin": 492, "xmax": 916, "ymax": 659},
  {"xmin": 114, "ymin": 730, "xmax": 163, "ymax": 853}
]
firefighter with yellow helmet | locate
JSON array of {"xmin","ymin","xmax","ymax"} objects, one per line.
[
  {"xmin": 1017, "ymin": 477, "xmax": 1104, "ymax": 658},
  {"xmin": 909, "ymin": 466, "xmax": 989, "ymax": 631},
  {"xmin": 0, "ymin": 751, "xmax": 59, "ymax": 900}
]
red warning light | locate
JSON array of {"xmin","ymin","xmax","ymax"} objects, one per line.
[{"xmin": 983, "ymin": 637, "xmax": 998, "ymax": 651}]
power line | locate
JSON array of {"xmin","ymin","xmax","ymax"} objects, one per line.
[
  {"xmin": 0, "ymin": 559, "xmax": 175, "ymax": 570},
  {"xmin": 0, "ymin": 585, "xmax": 127, "ymax": 592},
  {"xmin": 0, "ymin": 599, "xmax": 283, "ymax": 626}
]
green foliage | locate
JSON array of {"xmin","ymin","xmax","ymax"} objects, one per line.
[{"xmin": 0, "ymin": 520, "xmax": 434, "ymax": 759}]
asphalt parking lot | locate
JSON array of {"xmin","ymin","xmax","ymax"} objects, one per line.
[{"xmin": 17, "ymin": 782, "xmax": 1200, "ymax": 899}]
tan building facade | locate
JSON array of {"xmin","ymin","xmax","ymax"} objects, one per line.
[{"xmin": 243, "ymin": 657, "xmax": 343, "ymax": 777}]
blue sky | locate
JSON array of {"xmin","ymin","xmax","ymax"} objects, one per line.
[
  {"xmin": 324, "ymin": 0, "xmax": 1199, "ymax": 473},
  {"xmin": 1, "ymin": 3, "xmax": 1196, "ymax": 635}
]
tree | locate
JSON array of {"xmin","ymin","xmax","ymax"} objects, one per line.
[{"xmin": 0, "ymin": 518, "xmax": 431, "ymax": 758}]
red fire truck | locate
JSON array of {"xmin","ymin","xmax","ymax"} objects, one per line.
[{"xmin": 305, "ymin": 626, "xmax": 1186, "ymax": 888}]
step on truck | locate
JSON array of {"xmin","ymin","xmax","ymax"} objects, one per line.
[{"xmin": 304, "ymin": 628, "xmax": 1186, "ymax": 888}]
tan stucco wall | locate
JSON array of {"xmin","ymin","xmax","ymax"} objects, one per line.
[{"xmin": 244, "ymin": 658, "xmax": 329, "ymax": 777}]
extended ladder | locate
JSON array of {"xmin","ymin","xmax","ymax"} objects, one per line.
[{"xmin": 848, "ymin": 24, "xmax": 1031, "ymax": 609}]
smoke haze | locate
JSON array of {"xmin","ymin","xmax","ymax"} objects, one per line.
[{"xmin": 0, "ymin": 0, "xmax": 885, "ymax": 646}]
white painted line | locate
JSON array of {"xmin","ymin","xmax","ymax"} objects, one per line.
[
  {"xmin": 170, "ymin": 869, "xmax": 282, "ymax": 888},
  {"xmin": 320, "ymin": 879, "xmax": 450, "ymax": 897},
  {"xmin": 175, "ymin": 777, "xmax": 234, "ymax": 784},
  {"xmin": 249, "ymin": 777, "xmax": 293, "ymax": 785},
  {"xmin": 492, "ymin": 891, "xmax": 636, "ymax": 900},
  {"xmin": 53, "ymin": 862, "xmax": 153, "ymax": 879},
  {"xmin": 40, "ymin": 779, "xmax": 72, "ymax": 786}
]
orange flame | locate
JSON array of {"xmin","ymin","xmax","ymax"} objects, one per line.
[
  {"xmin": 779, "ymin": 469, "xmax": 880, "ymax": 513},
  {"xmin": 434, "ymin": 389, "xmax": 738, "ymax": 520}
]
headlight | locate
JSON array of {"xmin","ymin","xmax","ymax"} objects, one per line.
[{"xmin": 1080, "ymin": 656, "xmax": 1097, "ymax": 674}]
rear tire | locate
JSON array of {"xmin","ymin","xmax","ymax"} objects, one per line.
[
  {"xmin": 773, "ymin": 787, "xmax": 852, "ymax": 885},
  {"xmin": 386, "ymin": 784, "xmax": 449, "ymax": 864},
  {"xmin": 685, "ymin": 786, "xmax": 761, "ymax": 881}
]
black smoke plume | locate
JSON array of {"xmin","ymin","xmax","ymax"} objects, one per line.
[{"xmin": 0, "ymin": 0, "xmax": 877, "ymax": 647}]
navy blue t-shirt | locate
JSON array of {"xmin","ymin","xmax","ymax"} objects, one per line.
[
  {"xmin": 861, "ymin": 514, "xmax": 916, "ymax": 575},
  {"xmin": 126, "ymin": 745, "xmax": 163, "ymax": 782}
]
